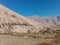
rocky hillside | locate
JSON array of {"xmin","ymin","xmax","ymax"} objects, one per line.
[
  {"xmin": 0, "ymin": 4, "xmax": 42, "ymax": 33},
  {"xmin": 0, "ymin": 4, "xmax": 60, "ymax": 34}
]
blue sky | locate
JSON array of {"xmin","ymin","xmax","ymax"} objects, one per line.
[{"xmin": 0, "ymin": 0, "xmax": 60, "ymax": 16}]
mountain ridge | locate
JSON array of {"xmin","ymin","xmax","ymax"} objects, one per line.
[
  {"xmin": 0, "ymin": 4, "xmax": 60, "ymax": 34},
  {"xmin": 0, "ymin": 4, "xmax": 42, "ymax": 33},
  {"xmin": 29, "ymin": 15, "xmax": 60, "ymax": 26}
]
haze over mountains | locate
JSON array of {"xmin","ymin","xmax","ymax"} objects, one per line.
[
  {"xmin": 0, "ymin": 4, "xmax": 60, "ymax": 34},
  {"xmin": 29, "ymin": 15, "xmax": 60, "ymax": 26}
]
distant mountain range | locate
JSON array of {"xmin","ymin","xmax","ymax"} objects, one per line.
[{"xmin": 29, "ymin": 15, "xmax": 60, "ymax": 26}]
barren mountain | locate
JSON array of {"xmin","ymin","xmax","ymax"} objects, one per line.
[
  {"xmin": 0, "ymin": 4, "xmax": 42, "ymax": 33},
  {"xmin": 0, "ymin": 4, "xmax": 59, "ymax": 34},
  {"xmin": 29, "ymin": 15, "xmax": 60, "ymax": 26}
]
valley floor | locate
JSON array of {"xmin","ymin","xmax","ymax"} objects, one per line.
[
  {"xmin": 0, "ymin": 33, "xmax": 59, "ymax": 45},
  {"xmin": 0, "ymin": 34, "xmax": 43, "ymax": 45}
]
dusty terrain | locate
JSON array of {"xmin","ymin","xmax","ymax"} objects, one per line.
[
  {"xmin": 0, "ymin": 34, "xmax": 52, "ymax": 45},
  {"xmin": 0, "ymin": 32, "xmax": 59, "ymax": 45}
]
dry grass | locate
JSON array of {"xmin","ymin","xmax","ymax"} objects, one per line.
[
  {"xmin": 36, "ymin": 41, "xmax": 55, "ymax": 45},
  {"xmin": 54, "ymin": 32, "xmax": 60, "ymax": 45},
  {"xmin": 0, "ymin": 30, "xmax": 60, "ymax": 45}
]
